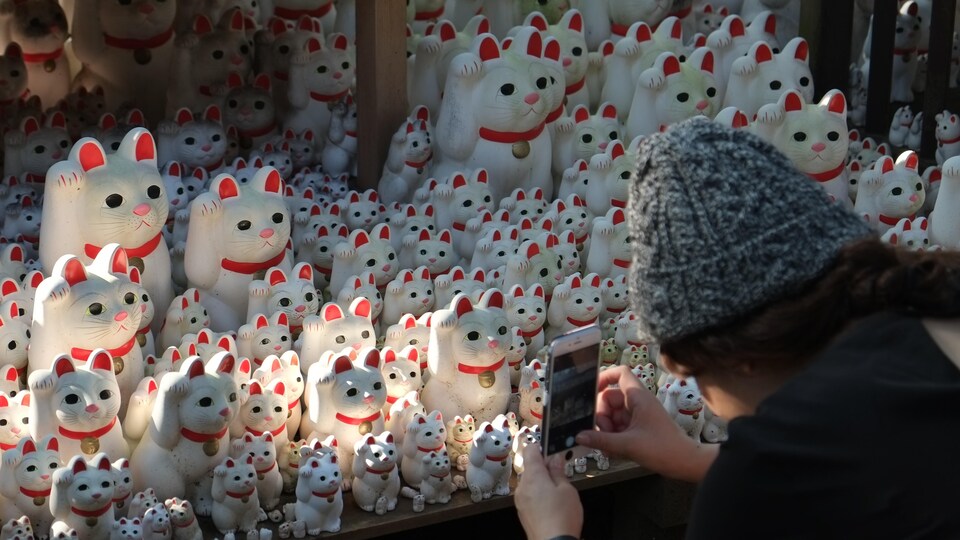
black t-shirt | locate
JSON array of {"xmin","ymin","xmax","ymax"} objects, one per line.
[{"xmin": 686, "ymin": 313, "xmax": 960, "ymax": 539}]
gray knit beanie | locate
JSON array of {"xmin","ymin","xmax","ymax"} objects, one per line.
[{"xmin": 628, "ymin": 118, "xmax": 873, "ymax": 344}]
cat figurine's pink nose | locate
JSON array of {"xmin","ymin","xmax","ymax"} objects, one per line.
[
  {"xmin": 524, "ymin": 93, "xmax": 540, "ymax": 105},
  {"xmin": 382, "ymin": 264, "xmax": 391, "ymax": 272},
  {"xmin": 259, "ymin": 228, "xmax": 274, "ymax": 238},
  {"xmin": 334, "ymin": 72, "xmax": 343, "ymax": 80},
  {"xmin": 363, "ymin": 395, "xmax": 375, "ymax": 404},
  {"xmin": 696, "ymin": 100, "xmax": 709, "ymax": 111},
  {"xmin": 562, "ymin": 57, "xmax": 572, "ymax": 67},
  {"xmin": 85, "ymin": 404, "xmax": 99, "ymax": 413},
  {"xmin": 133, "ymin": 203, "xmax": 151, "ymax": 216},
  {"xmin": 114, "ymin": 311, "xmax": 128, "ymax": 322},
  {"xmin": 138, "ymin": 2, "xmax": 154, "ymax": 13},
  {"xmin": 811, "ymin": 142, "xmax": 827, "ymax": 153},
  {"xmin": 295, "ymin": 305, "xmax": 306, "ymax": 312},
  {"xmin": 219, "ymin": 408, "xmax": 230, "ymax": 417},
  {"xmin": 487, "ymin": 340, "xmax": 500, "ymax": 349},
  {"xmin": 910, "ymin": 194, "xmax": 919, "ymax": 202},
  {"xmin": 231, "ymin": 55, "xmax": 244, "ymax": 66}
]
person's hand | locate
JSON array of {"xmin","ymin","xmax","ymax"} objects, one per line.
[
  {"xmin": 515, "ymin": 444, "xmax": 583, "ymax": 540},
  {"xmin": 576, "ymin": 366, "xmax": 717, "ymax": 483}
]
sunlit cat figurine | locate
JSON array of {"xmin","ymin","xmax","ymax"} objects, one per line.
[
  {"xmin": 384, "ymin": 314, "xmax": 432, "ymax": 373},
  {"xmin": 4, "ymin": 0, "xmax": 70, "ymax": 108},
  {"xmin": 294, "ymin": 445, "xmax": 343, "ymax": 535},
  {"xmin": 251, "ymin": 351, "xmax": 304, "ymax": 441},
  {"xmin": 127, "ymin": 268, "xmax": 155, "ymax": 359},
  {"xmin": 211, "ymin": 454, "xmax": 263, "ymax": 535},
  {"xmin": 445, "ymin": 414, "xmax": 475, "ymax": 472},
  {"xmin": 855, "ymin": 153, "xmax": 925, "ymax": 234},
  {"xmin": 432, "ymin": 31, "xmax": 553, "ymax": 202},
  {"xmin": 0, "ymin": 391, "xmax": 29, "ymax": 452},
  {"xmin": 157, "ymin": 288, "xmax": 210, "ymax": 351},
  {"xmin": 167, "ymin": 9, "xmax": 252, "ymax": 114},
  {"xmin": 422, "ymin": 290, "xmax": 512, "ymax": 425},
  {"xmin": 336, "ymin": 271, "xmax": 384, "ymax": 330},
  {"xmin": 351, "ymin": 431, "xmax": 400, "ymax": 514},
  {"xmin": 129, "ymin": 353, "xmax": 240, "ymax": 505},
  {"xmin": 29, "ymin": 351, "xmax": 128, "ymax": 462},
  {"xmin": 753, "ymin": 89, "xmax": 850, "ymax": 205},
  {"xmin": 503, "ymin": 238, "xmax": 564, "ymax": 302},
  {"xmin": 547, "ymin": 273, "xmax": 603, "ymax": 337},
  {"xmin": 625, "ymin": 49, "xmax": 719, "ymax": 139},
  {"xmin": 285, "ymin": 33, "xmax": 354, "ymax": 146},
  {"xmin": 229, "ymin": 431, "xmax": 283, "ymax": 514},
  {"xmin": 400, "ymin": 410, "xmax": 446, "ymax": 488},
  {"xmin": 518, "ymin": 379, "xmax": 544, "ymax": 428},
  {"xmin": 230, "ymin": 377, "xmax": 288, "ymax": 458},
  {"xmin": 4, "ymin": 113, "xmax": 71, "ymax": 184},
  {"xmin": 526, "ymin": 10, "xmax": 589, "ymax": 111},
  {"xmin": 40, "ymin": 128, "xmax": 172, "ymax": 327},
  {"xmin": 297, "ymin": 298, "xmax": 377, "ymax": 374},
  {"xmin": 237, "ymin": 312, "xmax": 292, "ymax": 368},
  {"xmin": 49, "ymin": 453, "xmax": 116, "ymax": 539},
  {"xmin": 0, "ymin": 436, "xmax": 60, "ymax": 534},
  {"xmin": 184, "ymin": 167, "xmax": 291, "ymax": 332},
  {"xmin": 29, "ymin": 245, "xmax": 145, "ymax": 410},
  {"xmin": 157, "ymin": 106, "xmax": 228, "ymax": 174},
  {"xmin": 246, "ymin": 262, "xmax": 318, "ymax": 336},
  {"xmin": 380, "ymin": 346, "xmax": 422, "ymax": 418},
  {"xmin": 465, "ymin": 414, "xmax": 512, "ymax": 501},
  {"xmin": 504, "ymin": 284, "xmax": 546, "ymax": 360},
  {"xmin": 306, "ymin": 349, "xmax": 386, "ymax": 486},
  {"xmin": 70, "ymin": 0, "xmax": 176, "ymax": 125}
]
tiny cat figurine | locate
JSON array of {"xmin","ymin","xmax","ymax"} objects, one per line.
[
  {"xmin": 328, "ymin": 224, "xmax": 398, "ymax": 295},
  {"xmin": 472, "ymin": 227, "xmax": 520, "ymax": 272},
  {"xmin": 340, "ymin": 189, "xmax": 385, "ymax": 232},
  {"xmin": 935, "ymin": 111, "xmax": 960, "ymax": 167},
  {"xmin": 586, "ymin": 208, "xmax": 631, "ymax": 279},
  {"xmin": 5, "ymin": 0, "xmax": 70, "ymax": 108},
  {"xmin": 383, "ymin": 391, "xmax": 424, "ymax": 448},
  {"xmin": 299, "ymin": 223, "xmax": 349, "ymax": 291},
  {"xmin": 223, "ymin": 72, "xmax": 278, "ymax": 153},
  {"xmin": 167, "ymin": 10, "xmax": 252, "ymax": 114},
  {"xmin": 518, "ymin": 380, "xmax": 544, "ymax": 428},
  {"xmin": 140, "ymin": 505, "xmax": 171, "ymax": 540},
  {"xmin": 433, "ymin": 266, "xmax": 489, "ymax": 309},
  {"xmin": 251, "ymin": 351, "xmax": 304, "ymax": 441},
  {"xmin": 121, "ymin": 377, "xmax": 158, "ymax": 448},
  {"xmin": 511, "ymin": 424, "xmax": 540, "ymax": 474},
  {"xmin": 0, "ymin": 516, "xmax": 34, "ymax": 540},
  {"xmin": 304, "ymin": 349, "xmax": 386, "ymax": 484},
  {"xmin": 50, "ymin": 453, "xmax": 117, "ymax": 540},
  {"xmin": 400, "ymin": 410, "xmax": 446, "ymax": 488},
  {"xmin": 2, "ymin": 196, "xmax": 41, "ymax": 261},
  {"xmin": 0, "ymin": 436, "xmax": 59, "ymax": 534},
  {"xmin": 386, "ymin": 203, "xmax": 437, "ymax": 253},
  {"xmin": 294, "ymin": 446, "xmax": 342, "ymax": 535},
  {"xmin": 421, "ymin": 291, "xmax": 512, "ymax": 425},
  {"xmin": 503, "ymin": 239, "xmax": 564, "ymax": 302},
  {"xmin": 382, "ymin": 267, "xmax": 436, "ymax": 329},
  {"xmin": 626, "ymin": 49, "xmax": 719, "ymax": 139},
  {"xmin": 129, "ymin": 353, "xmax": 240, "ymax": 506},
  {"xmin": 547, "ymin": 273, "xmax": 603, "ymax": 337},
  {"xmin": 506, "ymin": 327, "xmax": 527, "ymax": 390},
  {"xmin": 29, "ymin": 352, "xmax": 129, "ymax": 461},
  {"xmin": 164, "ymin": 497, "xmax": 202, "ymax": 540},
  {"xmin": 753, "ymin": 89, "xmax": 849, "ymax": 205},
  {"xmin": 335, "ymin": 271, "xmax": 384, "ymax": 330},
  {"xmin": 380, "ymin": 346, "xmax": 422, "ymax": 417},
  {"xmin": 621, "ymin": 344, "xmax": 652, "ymax": 369},
  {"xmin": 723, "ymin": 38, "xmax": 813, "ymax": 118},
  {"xmin": 601, "ymin": 275, "xmax": 629, "ymax": 319},
  {"xmin": 28, "ymin": 244, "xmax": 144, "ymax": 410},
  {"xmin": 881, "ymin": 217, "xmax": 933, "ymax": 251},
  {"xmin": 383, "ymin": 314, "xmax": 431, "ymax": 373},
  {"xmin": 445, "ymin": 414, "xmax": 475, "ymax": 471},
  {"xmin": 282, "ymin": 128, "xmax": 319, "ymax": 170},
  {"xmin": 428, "ymin": 170, "xmax": 495, "ymax": 258},
  {"xmin": 551, "ymin": 103, "xmax": 621, "ymax": 185},
  {"xmin": 466, "ymin": 415, "xmax": 512, "ymax": 502},
  {"xmin": 498, "ymin": 188, "xmax": 548, "ymax": 226},
  {"xmin": 889, "ymin": 105, "xmax": 914, "ymax": 148},
  {"xmin": 291, "ymin": 197, "xmax": 337, "ymax": 251},
  {"xmin": 211, "ymin": 455, "xmax": 263, "ymax": 535},
  {"xmin": 378, "ymin": 114, "xmax": 434, "ymax": 205},
  {"xmin": 855, "ymin": 153, "xmax": 925, "ymax": 234},
  {"xmin": 158, "ymin": 289, "xmax": 210, "ymax": 351},
  {"xmin": 237, "ymin": 312, "xmax": 292, "ymax": 368},
  {"xmin": 584, "ymin": 140, "xmax": 633, "ymax": 218},
  {"xmin": 70, "ymin": 0, "xmax": 177, "ymax": 125},
  {"xmin": 127, "ymin": 488, "xmax": 159, "ymax": 520},
  {"xmin": 40, "ymin": 128, "xmax": 173, "ymax": 327},
  {"xmin": 351, "ymin": 432, "xmax": 400, "ymax": 515},
  {"xmin": 285, "ymin": 34, "xmax": 354, "ymax": 145},
  {"xmin": 321, "ymin": 94, "xmax": 358, "ymax": 176},
  {"xmin": 4, "ymin": 113, "xmax": 71, "ymax": 184},
  {"xmin": 156, "ymin": 106, "xmax": 228, "ymax": 175},
  {"xmin": 246, "ymin": 263, "xmax": 319, "ymax": 335},
  {"xmin": 418, "ymin": 449, "xmax": 455, "ymax": 504},
  {"xmin": 632, "ymin": 362, "xmax": 657, "ymax": 393},
  {"xmin": 110, "ymin": 458, "xmax": 133, "ymax": 514},
  {"xmin": 432, "ymin": 31, "xmax": 553, "ymax": 202},
  {"xmin": 297, "ymin": 298, "xmax": 377, "ymax": 374},
  {"xmin": 229, "ymin": 431, "xmax": 283, "ymax": 514},
  {"xmin": 184, "ymin": 168, "xmax": 291, "ymax": 332},
  {"xmin": 399, "ymin": 230, "xmax": 455, "ymax": 279},
  {"xmin": 662, "ymin": 378, "xmax": 705, "ymax": 440}
]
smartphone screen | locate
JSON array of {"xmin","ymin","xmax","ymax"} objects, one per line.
[{"xmin": 544, "ymin": 340, "xmax": 600, "ymax": 457}]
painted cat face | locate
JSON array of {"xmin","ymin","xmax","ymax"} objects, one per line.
[
  {"xmin": 646, "ymin": 50, "xmax": 718, "ymax": 128},
  {"xmin": 504, "ymin": 284, "xmax": 546, "ymax": 333},
  {"xmin": 407, "ymin": 231, "xmax": 454, "ymax": 277},
  {"xmin": 11, "ymin": 436, "xmax": 60, "ymax": 492},
  {"xmin": 0, "ymin": 44, "xmax": 27, "ymax": 103},
  {"xmin": 41, "ymin": 355, "xmax": 121, "ymax": 434},
  {"xmin": 342, "ymin": 189, "xmax": 384, "ymax": 231},
  {"xmin": 391, "ymin": 204, "xmax": 436, "ymax": 246},
  {"xmin": 515, "ymin": 239, "xmax": 564, "ymax": 296},
  {"xmin": 169, "ymin": 288, "xmax": 211, "ymax": 335},
  {"xmin": 473, "ymin": 229, "xmax": 519, "ymax": 272},
  {"xmin": 314, "ymin": 299, "xmax": 378, "ymax": 353},
  {"xmin": 99, "ymin": 0, "xmax": 176, "ymax": 37},
  {"xmin": 165, "ymin": 498, "xmax": 197, "ymax": 528},
  {"xmin": 216, "ymin": 455, "xmax": 257, "ymax": 493},
  {"xmin": 402, "ymin": 122, "xmax": 432, "ymax": 164},
  {"xmin": 161, "ymin": 162, "xmax": 190, "ymax": 218},
  {"xmin": 473, "ymin": 416, "xmax": 512, "ymax": 457},
  {"xmin": 167, "ymin": 107, "xmax": 228, "ymax": 171},
  {"xmin": 190, "ymin": 11, "xmax": 253, "ymax": 88},
  {"xmin": 695, "ymin": 4, "xmax": 727, "ymax": 34},
  {"xmin": 602, "ymin": 275, "xmax": 629, "ymax": 314},
  {"xmin": 58, "ymin": 454, "xmax": 116, "ymax": 511},
  {"xmin": 861, "ymin": 155, "xmax": 925, "ymax": 220},
  {"xmin": 470, "ymin": 33, "xmax": 551, "ymax": 132},
  {"xmin": 388, "ymin": 267, "xmax": 436, "ymax": 317},
  {"xmin": 243, "ymin": 313, "xmax": 292, "ymax": 364},
  {"xmin": 329, "ymin": 349, "xmax": 386, "ymax": 418},
  {"xmin": 210, "ymin": 170, "xmax": 290, "ymax": 264},
  {"xmin": 267, "ymin": 17, "xmax": 321, "ymax": 83},
  {"xmin": 380, "ymin": 347, "xmax": 421, "ymax": 403},
  {"xmin": 301, "ymin": 34, "xmax": 354, "ymax": 97},
  {"xmin": 443, "ymin": 172, "xmax": 495, "ymax": 228},
  {"xmin": 16, "ymin": 115, "xmax": 72, "ymax": 176},
  {"xmin": 256, "ymin": 145, "xmax": 293, "ymax": 180},
  {"xmin": 385, "ymin": 314, "xmax": 430, "ymax": 361},
  {"xmin": 283, "ymin": 129, "xmax": 318, "ymax": 170},
  {"xmin": 263, "ymin": 265, "xmax": 320, "ymax": 330},
  {"xmin": 354, "ymin": 431, "xmax": 397, "ymax": 471},
  {"xmin": 409, "ymin": 410, "xmax": 445, "ymax": 449},
  {"xmin": 344, "ymin": 226, "xmax": 398, "ymax": 286},
  {"xmin": 726, "ymin": 39, "xmax": 813, "ymax": 117},
  {"xmin": 0, "ymin": 391, "xmax": 29, "ymax": 448},
  {"xmin": 238, "ymin": 379, "xmax": 286, "ymax": 435},
  {"xmin": 568, "ymin": 104, "xmax": 622, "ymax": 164},
  {"xmin": 894, "ymin": 1, "xmax": 921, "ymax": 50},
  {"xmin": 553, "ymin": 231, "xmax": 581, "ymax": 276},
  {"xmin": 0, "ymin": 515, "xmax": 32, "ymax": 539},
  {"xmin": 337, "ymin": 272, "xmax": 383, "ymax": 322},
  {"xmin": 765, "ymin": 90, "xmax": 847, "ymax": 175},
  {"xmin": 224, "ymin": 74, "xmax": 276, "ymax": 134},
  {"xmin": 551, "ymin": 194, "xmax": 590, "ymax": 244},
  {"xmin": 307, "ymin": 224, "xmax": 348, "ymax": 273},
  {"xmin": 559, "ymin": 273, "xmax": 603, "ymax": 322},
  {"xmin": 302, "ymin": 450, "xmax": 341, "ymax": 494},
  {"xmin": 437, "ymin": 292, "xmax": 512, "ymax": 368},
  {"xmin": 113, "ymin": 517, "xmax": 143, "ymax": 540},
  {"xmin": 445, "ymin": 414, "xmax": 475, "ymax": 446},
  {"xmin": 10, "ymin": 0, "xmax": 67, "ymax": 50},
  {"xmin": 531, "ymin": 10, "xmax": 586, "ymax": 88},
  {"xmin": 176, "ymin": 355, "xmax": 240, "ymax": 435}
]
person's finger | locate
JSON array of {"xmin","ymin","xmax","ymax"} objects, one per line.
[
  {"xmin": 519, "ymin": 444, "xmax": 556, "ymax": 490},
  {"xmin": 623, "ymin": 386, "xmax": 657, "ymax": 417},
  {"xmin": 547, "ymin": 452, "xmax": 571, "ymax": 485},
  {"xmin": 597, "ymin": 387, "xmax": 625, "ymax": 417},
  {"xmin": 615, "ymin": 366, "xmax": 645, "ymax": 391},
  {"xmin": 597, "ymin": 365, "xmax": 628, "ymax": 392},
  {"xmin": 595, "ymin": 414, "xmax": 615, "ymax": 433},
  {"xmin": 576, "ymin": 429, "xmax": 627, "ymax": 454}
]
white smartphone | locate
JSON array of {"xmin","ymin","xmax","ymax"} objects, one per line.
[{"xmin": 542, "ymin": 324, "xmax": 602, "ymax": 462}]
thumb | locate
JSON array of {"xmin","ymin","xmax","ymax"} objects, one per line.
[{"xmin": 575, "ymin": 429, "xmax": 625, "ymax": 453}]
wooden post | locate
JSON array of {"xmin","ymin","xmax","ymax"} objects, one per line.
[
  {"xmin": 865, "ymin": 0, "xmax": 897, "ymax": 135},
  {"xmin": 356, "ymin": 0, "xmax": 408, "ymax": 191},
  {"xmin": 920, "ymin": 0, "xmax": 956, "ymax": 160},
  {"xmin": 808, "ymin": 0, "xmax": 854, "ymax": 101}
]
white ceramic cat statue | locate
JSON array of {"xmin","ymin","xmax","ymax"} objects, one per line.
[
  {"xmin": 293, "ymin": 446, "xmax": 343, "ymax": 535},
  {"xmin": 285, "ymin": 34, "xmax": 355, "ymax": 144},
  {"xmin": 50, "ymin": 453, "xmax": 117, "ymax": 540},
  {"xmin": 156, "ymin": 106, "xmax": 227, "ymax": 174},
  {"xmin": 625, "ymin": 49, "xmax": 719, "ymax": 139},
  {"xmin": 378, "ymin": 114, "xmax": 434, "ymax": 205},
  {"xmin": 351, "ymin": 432, "xmax": 400, "ymax": 515},
  {"xmin": 400, "ymin": 410, "xmax": 446, "ymax": 488},
  {"xmin": 211, "ymin": 455, "xmax": 264, "ymax": 535},
  {"xmin": 28, "ymin": 351, "xmax": 128, "ymax": 462},
  {"xmin": 418, "ymin": 449, "xmax": 455, "ymax": 504},
  {"xmin": 185, "ymin": 168, "xmax": 291, "ymax": 332},
  {"xmin": 229, "ymin": 431, "xmax": 283, "ymax": 515},
  {"xmin": 328, "ymin": 224, "xmax": 398, "ymax": 295},
  {"xmin": 4, "ymin": 0, "xmax": 70, "ymax": 108},
  {"xmin": 465, "ymin": 414, "xmax": 512, "ymax": 502},
  {"xmin": 245, "ymin": 262, "xmax": 319, "ymax": 336},
  {"xmin": 662, "ymin": 378, "xmax": 705, "ymax": 440},
  {"xmin": 444, "ymin": 414, "xmax": 475, "ymax": 471},
  {"xmin": 547, "ymin": 273, "xmax": 603, "ymax": 337},
  {"xmin": 551, "ymin": 103, "xmax": 621, "ymax": 184},
  {"xmin": 163, "ymin": 497, "xmax": 202, "ymax": 540},
  {"xmin": 320, "ymin": 94, "xmax": 358, "ymax": 176},
  {"xmin": 723, "ymin": 38, "xmax": 813, "ymax": 118},
  {"xmin": 854, "ymin": 153, "xmax": 925, "ymax": 234},
  {"xmin": 0, "ymin": 436, "xmax": 60, "ymax": 534},
  {"xmin": 935, "ymin": 111, "xmax": 960, "ymax": 167},
  {"xmin": 889, "ymin": 105, "xmax": 914, "ymax": 147},
  {"xmin": 421, "ymin": 290, "xmax": 511, "ymax": 424},
  {"xmin": 296, "ymin": 298, "xmax": 376, "ymax": 374},
  {"xmin": 380, "ymin": 346, "xmax": 422, "ymax": 417},
  {"xmin": 40, "ymin": 128, "xmax": 173, "ymax": 324},
  {"xmin": 0, "ymin": 516, "xmax": 34, "ymax": 540},
  {"xmin": 928, "ymin": 157, "xmax": 960, "ymax": 249},
  {"xmin": 129, "ymin": 353, "xmax": 240, "ymax": 505}
]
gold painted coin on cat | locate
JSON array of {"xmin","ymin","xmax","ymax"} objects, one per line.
[
  {"xmin": 257, "ymin": 473, "xmax": 265, "ymax": 481},
  {"xmin": 478, "ymin": 371, "xmax": 495, "ymax": 388},
  {"xmin": 128, "ymin": 257, "xmax": 145, "ymax": 273},
  {"xmin": 358, "ymin": 421, "xmax": 373, "ymax": 435},
  {"xmin": 134, "ymin": 48, "xmax": 152, "ymax": 65},
  {"xmin": 86, "ymin": 518, "xmax": 98, "ymax": 527},
  {"xmin": 326, "ymin": 496, "xmax": 335, "ymax": 503},
  {"xmin": 203, "ymin": 439, "xmax": 219, "ymax": 457},
  {"xmin": 113, "ymin": 357, "xmax": 124, "ymax": 375},
  {"xmin": 380, "ymin": 473, "xmax": 389, "ymax": 481},
  {"xmin": 43, "ymin": 59, "xmax": 56, "ymax": 73},
  {"xmin": 33, "ymin": 497, "xmax": 44, "ymax": 506},
  {"xmin": 241, "ymin": 495, "xmax": 250, "ymax": 503},
  {"xmin": 136, "ymin": 334, "xmax": 147, "ymax": 347},
  {"xmin": 512, "ymin": 141, "xmax": 530, "ymax": 159},
  {"xmin": 80, "ymin": 437, "xmax": 100, "ymax": 454},
  {"xmin": 253, "ymin": 269, "xmax": 267, "ymax": 281}
]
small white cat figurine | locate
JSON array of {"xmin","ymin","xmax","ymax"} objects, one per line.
[
  {"xmin": 294, "ymin": 447, "xmax": 343, "ymax": 535},
  {"xmin": 351, "ymin": 432, "xmax": 401, "ymax": 515},
  {"xmin": 211, "ymin": 455, "xmax": 263, "ymax": 535},
  {"xmin": 400, "ymin": 410, "xmax": 446, "ymax": 488},
  {"xmin": 466, "ymin": 415, "xmax": 513, "ymax": 502},
  {"xmin": 0, "ymin": 436, "xmax": 60, "ymax": 534},
  {"xmin": 229, "ymin": 431, "xmax": 283, "ymax": 514},
  {"xmin": 50, "ymin": 453, "xmax": 117, "ymax": 540}
]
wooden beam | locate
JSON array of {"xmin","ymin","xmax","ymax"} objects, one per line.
[
  {"xmin": 356, "ymin": 0, "xmax": 408, "ymax": 191},
  {"xmin": 865, "ymin": 0, "xmax": 897, "ymax": 135},
  {"xmin": 809, "ymin": 0, "xmax": 854, "ymax": 101},
  {"xmin": 920, "ymin": 0, "xmax": 957, "ymax": 160}
]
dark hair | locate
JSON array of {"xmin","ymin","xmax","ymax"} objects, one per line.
[{"xmin": 661, "ymin": 238, "xmax": 960, "ymax": 376}]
